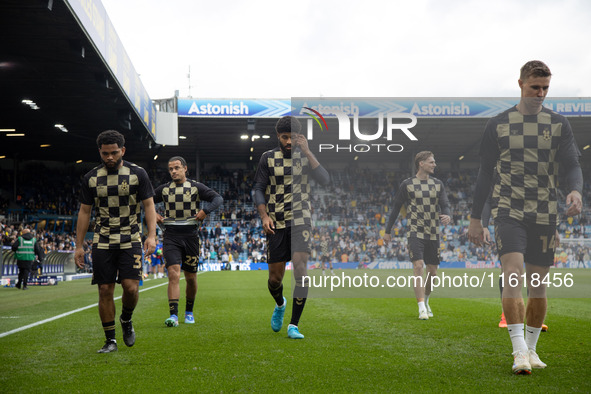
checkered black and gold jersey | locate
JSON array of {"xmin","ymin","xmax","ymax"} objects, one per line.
[
  {"xmin": 79, "ymin": 161, "xmax": 154, "ymax": 250},
  {"xmin": 388, "ymin": 176, "xmax": 450, "ymax": 240},
  {"xmin": 253, "ymin": 147, "xmax": 311, "ymax": 229},
  {"xmin": 320, "ymin": 239, "xmax": 330, "ymax": 256},
  {"xmin": 153, "ymin": 179, "xmax": 220, "ymax": 220},
  {"xmin": 481, "ymin": 106, "xmax": 579, "ymax": 225}
]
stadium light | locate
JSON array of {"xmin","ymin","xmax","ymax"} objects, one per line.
[
  {"xmin": 0, "ymin": 129, "xmax": 15, "ymax": 132},
  {"xmin": 179, "ymin": 136, "xmax": 187, "ymax": 140},
  {"xmin": 262, "ymin": 135, "xmax": 270, "ymax": 139},
  {"xmin": 76, "ymin": 160, "xmax": 83, "ymax": 163},
  {"xmin": 54, "ymin": 124, "xmax": 68, "ymax": 133},
  {"xmin": 22, "ymin": 99, "xmax": 40, "ymax": 110},
  {"xmin": 584, "ymin": 145, "xmax": 590, "ymax": 150},
  {"xmin": 0, "ymin": 156, "xmax": 5, "ymax": 159},
  {"xmin": 240, "ymin": 135, "xmax": 249, "ymax": 140},
  {"xmin": 40, "ymin": 144, "xmax": 51, "ymax": 148},
  {"xmin": 252, "ymin": 135, "xmax": 260, "ymax": 141},
  {"xmin": 458, "ymin": 155, "xmax": 464, "ymax": 161},
  {"xmin": 250, "ymin": 147, "xmax": 254, "ymax": 152},
  {"xmin": 6, "ymin": 133, "xmax": 25, "ymax": 137},
  {"xmin": 153, "ymin": 155, "xmax": 158, "ymax": 160}
]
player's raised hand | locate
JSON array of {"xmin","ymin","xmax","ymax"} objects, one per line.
[{"xmin": 294, "ymin": 134, "xmax": 310, "ymax": 154}]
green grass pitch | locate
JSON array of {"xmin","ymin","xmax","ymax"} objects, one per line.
[{"xmin": 1, "ymin": 270, "xmax": 590, "ymax": 392}]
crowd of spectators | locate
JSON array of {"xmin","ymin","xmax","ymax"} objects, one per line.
[
  {"xmin": 1, "ymin": 163, "xmax": 590, "ymax": 268},
  {"xmin": 1, "ymin": 221, "xmax": 76, "ymax": 252},
  {"xmin": 3, "ymin": 164, "xmax": 81, "ymax": 216}
]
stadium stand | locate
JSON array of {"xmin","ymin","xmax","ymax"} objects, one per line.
[{"xmin": 1, "ymin": 164, "xmax": 589, "ymax": 271}]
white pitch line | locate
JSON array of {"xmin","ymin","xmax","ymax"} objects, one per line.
[{"xmin": 0, "ymin": 274, "xmax": 202, "ymax": 339}]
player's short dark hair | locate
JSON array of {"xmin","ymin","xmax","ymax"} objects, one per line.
[
  {"xmin": 520, "ymin": 60, "xmax": 552, "ymax": 81},
  {"xmin": 168, "ymin": 156, "xmax": 187, "ymax": 167},
  {"xmin": 415, "ymin": 151, "xmax": 434, "ymax": 170},
  {"xmin": 96, "ymin": 130, "xmax": 125, "ymax": 148},
  {"xmin": 275, "ymin": 116, "xmax": 302, "ymax": 134}
]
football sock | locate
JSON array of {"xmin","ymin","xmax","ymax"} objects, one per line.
[
  {"xmin": 268, "ymin": 280, "xmax": 284, "ymax": 307},
  {"xmin": 120, "ymin": 306, "xmax": 134, "ymax": 322},
  {"xmin": 507, "ymin": 323, "xmax": 528, "ymax": 353},
  {"xmin": 424, "ymin": 294, "xmax": 430, "ymax": 307},
  {"xmin": 185, "ymin": 298, "xmax": 195, "ymax": 313},
  {"xmin": 290, "ymin": 286, "xmax": 309, "ymax": 326},
  {"xmin": 169, "ymin": 299, "xmax": 179, "ymax": 316},
  {"xmin": 525, "ymin": 325, "xmax": 542, "ymax": 351},
  {"xmin": 418, "ymin": 301, "xmax": 426, "ymax": 312},
  {"xmin": 103, "ymin": 321, "xmax": 116, "ymax": 340}
]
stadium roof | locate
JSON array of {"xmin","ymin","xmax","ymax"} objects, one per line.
[
  {"xmin": 0, "ymin": 0, "xmax": 154, "ymax": 164},
  {"xmin": 1, "ymin": 1, "xmax": 589, "ymax": 171}
]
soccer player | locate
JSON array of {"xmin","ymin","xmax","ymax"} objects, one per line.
[
  {"xmin": 319, "ymin": 234, "xmax": 333, "ymax": 276},
  {"xmin": 468, "ymin": 60, "xmax": 583, "ymax": 374},
  {"xmin": 252, "ymin": 116, "xmax": 330, "ymax": 339},
  {"xmin": 75, "ymin": 130, "xmax": 157, "ymax": 353},
  {"xmin": 383, "ymin": 151, "xmax": 451, "ymax": 320},
  {"xmin": 154, "ymin": 156, "xmax": 223, "ymax": 327}
]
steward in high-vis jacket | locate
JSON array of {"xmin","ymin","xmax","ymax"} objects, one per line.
[{"xmin": 11, "ymin": 228, "xmax": 44, "ymax": 290}]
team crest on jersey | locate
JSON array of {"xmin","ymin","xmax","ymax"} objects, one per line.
[
  {"xmin": 121, "ymin": 180, "xmax": 129, "ymax": 193},
  {"xmin": 185, "ymin": 190, "xmax": 191, "ymax": 197},
  {"xmin": 542, "ymin": 128, "xmax": 551, "ymax": 141},
  {"xmin": 294, "ymin": 160, "xmax": 303, "ymax": 174},
  {"xmin": 510, "ymin": 129, "xmax": 519, "ymax": 136}
]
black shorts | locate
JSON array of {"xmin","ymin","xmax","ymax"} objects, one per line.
[
  {"xmin": 163, "ymin": 234, "xmax": 200, "ymax": 273},
  {"xmin": 321, "ymin": 254, "xmax": 330, "ymax": 263},
  {"xmin": 92, "ymin": 246, "xmax": 143, "ymax": 285},
  {"xmin": 494, "ymin": 217, "xmax": 556, "ymax": 267},
  {"xmin": 408, "ymin": 237, "xmax": 440, "ymax": 265},
  {"xmin": 267, "ymin": 225, "xmax": 311, "ymax": 264},
  {"xmin": 17, "ymin": 260, "xmax": 33, "ymax": 270}
]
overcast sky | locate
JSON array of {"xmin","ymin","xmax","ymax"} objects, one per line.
[{"xmin": 101, "ymin": 0, "xmax": 591, "ymax": 100}]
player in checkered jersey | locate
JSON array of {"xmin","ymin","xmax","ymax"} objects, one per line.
[
  {"xmin": 383, "ymin": 151, "xmax": 451, "ymax": 320},
  {"xmin": 75, "ymin": 130, "xmax": 157, "ymax": 353},
  {"xmin": 153, "ymin": 156, "xmax": 223, "ymax": 327},
  {"xmin": 469, "ymin": 60, "xmax": 583, "ymax": 375},
  {"xmin": 253, "ymin": 116, "xmax": 330, "ymax": 339}
]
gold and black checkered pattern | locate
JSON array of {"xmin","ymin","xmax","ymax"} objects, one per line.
[
  {"xmin": 80, "ymin": 161, "xmax": 154, "ymax": 250},
  {"xmin": 156, "ymin": 180, "xmax": 200, "ymax": 220},
  {"xmin": 491, "ymin": 108, "xmax": 563, "ymax": 225},
  {"xmin": 402, "ymin": 177, "xmax": 445, "ymax": 240},
  {"xmin": 320, "ymin": 239, "xmax": 330, "ymax": 256},
  {"xmin": 261, "ymin": 148, "xmax": 311, "ymax": 229}
]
